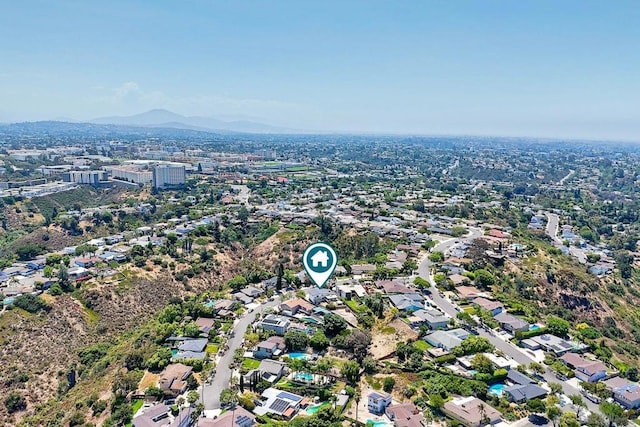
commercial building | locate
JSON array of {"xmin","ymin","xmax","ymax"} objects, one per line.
[
  {"xmin": 62, "ymin": 170, "xmax": 108, "ymax": 185},
  {"xmin": 106, "ymin": 166, "xmax": 153, "ymax": 184},
  {"xmin": 152, "ymin": 164, "xmax": 186, "ymax": 189}
]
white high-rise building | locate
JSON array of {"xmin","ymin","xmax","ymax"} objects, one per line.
[{"xmin": 152, "ymin": 164, "xmax": 186, "ymax": 189}]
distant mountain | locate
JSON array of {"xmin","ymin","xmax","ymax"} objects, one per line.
[
  {"xmin": 0, "ymin": 120, "xmax": 231, "ymax": 138},
  {"xmin": 90, "ymin": 109, "xmax": 293, "ymax": 133}
]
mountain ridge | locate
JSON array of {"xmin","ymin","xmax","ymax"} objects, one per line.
[{"xmin": 90, "ymin": 109, "xmax": 294, "ymax": 133}]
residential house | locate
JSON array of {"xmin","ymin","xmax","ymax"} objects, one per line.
[
  {"xmin": 246, "ymin": 359, "xmax": 288, "ymax": 383},
  {"xmin": 258, "ymin": 314, "xmax": 290, "ymax": 336},
  {"xmin": 425, "ymin": 329, "xmax": 469, "ymax": 351},
  {"xmin": 132, "ymin": 404, "xmax": 171, "ymax": 427},
  {"xmin": 198, "ymin": 406, "xmax": 256, "ymax": 427},
  {"xmin": 456, "ymin": 286, "xmax": 484, "ymax": 300},
  {"xmin": 604, "ymin": 376, "xmax": 632, "ymax": 393},
  {"xmin": 560, "ymin": 353, "xmax": 608, "ymax": 383},
  {"xmin": 449, "ymin": 274, "xmax": 470, "ymax": 286},
  {"xmin": 471, "ymin": 297, "xmax": 503, "ymax": 316},
  {"xmin": 26, "ymin": 258, "xmax": 46, "ymax": 271},
  {"xmin": 253, "ymin": 388, "xmax": 303, "ymax": 419},
  {"xmin": 351, "ymin": 264, "xmax": 376, "ymax": 276},
  {"xmin": 493, "ymin": 312, "xmax": 529, "ymax": 333},
  {"xmin": 212, "ymin": 300, "xmax": 237, "ymax": 317},
  {"xmin": 68, "ymin": 266, "xmax": 91, "ymax": 281},
  {"xmin": 233, "ymin": 292, "xmax": 254, "ymax": 305},
  {"xmin": 335, "ymin": 265, "xmax": 348, "ymax": 276},
  {"xmin": 172, "ymin": 338, "xmax": 208, "ymax": 361},
  {"xmin": 613, "ymin": 383, "xmax": 640, "ymax": 409},
  {"xmin": 303, "ymin": 287, "xmax": 334, "ymax": 305},
  {"xmin": 523, "ymin": 334, "xmax": 580, "ymax": 356},
  {"xmin": 503, "ymin": 383, "xmax": 548, "ymax": 403},
  {"xmin": 254, "ymin": 336, "xmax": 286, "ymax": 359},
  {"xmin": 195, "ymin": 317, "xmax": 215, "ymax": 335},
  {"xmin": 279, "ymin": 298, "xmax": 314, "ymax": 316},
  {"xmin": 443, "ymin": 397, "xmax": 501, "ymax": 427},
  {"xmin": 158, "ymin": 363, "xmax": 193, "ymax": 395},
  {"xmin": 2, "ymin": 265, "xmax": 31, "ymax": 278},
  {"xmin": 388, "ymin": 293, "xmax": 424, "ymax": 312},
  {"xmin": 385, "ymin": 402, "xmax": 424, "ymax": 427},
  {"xmin": 335, "ymin": 282, "xmax": 367, "ymax": 299},
  {"xmin": 241, "ymin": 286, "xmax": 263, "ymax": 299},
  {"xmin": 408, "ymin": 308, "xmax": 449, "ymax": 330},
  {"xmin": 98, "ymin": 251, "xmax": 127, "ymax": 263},
  {"xmin": 506, "ymin": 370, "xmax": 535, "ymax": 386},
  {"xmin": 75, "ymin": 257, "xmax": 99, "ymax": 268},
  {"xmin": 377, "ymin": 280, "xmax": 413, "ymax": 294},
  {"xmin": 368, "ymin": 392, "xmax": 392, "ymax": 415},
  {"xmin": 261, "ymin": 276, "xmax": 279, "ymax": 289},
  {"xmin": 488, "ymin": 229, "xmax": 509, "ymax": 239}
]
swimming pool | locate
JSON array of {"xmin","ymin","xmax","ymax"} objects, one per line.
[
  {"xmin": 529, "ymin": 324, "xmax": 540, "ymax": 331},
  {"xmin": 305, "ymin": 402, "xmax": 330, "ymax": 414},
  {"xmin": 294, "ymin": 372, "xmax": 314, "ymax": 382},
  {"xmin": 365, "ymin": 419, "xmax": 392, "ymax": 427},
  {"xmin": 204, "ymin": 300, "xmax": 216, "ymax": 308},
  {"xmin": 489, "ymin": 383, "xmax": 505, "ymax": 396},
  {"xmin": 287, "ymin": 352, "xmax": 308, "ymax": 359}
]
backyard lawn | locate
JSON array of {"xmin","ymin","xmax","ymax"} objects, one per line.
[
  {"xmin": 414, "ymin": 340, "xmax": 432, "ymax": 351},
  {"xmin": 242, "ymin": 358, "xmax": 261, "ymax": 370}
]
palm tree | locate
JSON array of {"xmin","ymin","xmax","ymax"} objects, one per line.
[{"xmin": 354, "ymin": 390, "xmax": 361, "ymax": 425}]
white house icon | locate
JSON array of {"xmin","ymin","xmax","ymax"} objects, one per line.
[{"xmin": 310, "ymin": 250, "xmax": 329, "ymax": 268}]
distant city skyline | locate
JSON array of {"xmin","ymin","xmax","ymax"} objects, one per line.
[{"xmin": 1, "ymin": 1, "xmax": 639, "ymax": 141}]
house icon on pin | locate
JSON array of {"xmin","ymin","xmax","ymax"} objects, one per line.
[{"xmin": 310, "ymin": 250, "xmax": 329, "ymax": 268}]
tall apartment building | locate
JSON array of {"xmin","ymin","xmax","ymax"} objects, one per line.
[{"xmin": 152, "ymin": 164, "xmax": 186, "ymax": 189}]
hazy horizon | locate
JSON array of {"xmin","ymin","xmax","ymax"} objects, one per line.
[{"xmin": 1, "ymin": 1, "xmax": 639, "ymax": 141}]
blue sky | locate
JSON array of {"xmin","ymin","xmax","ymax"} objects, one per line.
[{"xmin": 1, "ymin": 0, "xmax": 639, "ymax": 140}]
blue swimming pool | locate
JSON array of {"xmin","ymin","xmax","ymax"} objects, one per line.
[
  {"xmin": 366, "ymin": 420, "xmax": 391, "ymax": 427},
  {"xmin": 294, "ymin": 372, "xmax": 313, "ymax": 381},
  {"xmin": 530, "ymin": 324, "xmax": 542, "ymax": 331},
  {"xmin": 204, "ymin": 300, "xmax": 216, "ymax": 308},
  {"xmin": 489, "ymin": 383, "xmax": 505, "ymax": 396},
  {"xmin": 287, "ymin": 352, "xmax": 308, "ymax": 359}
]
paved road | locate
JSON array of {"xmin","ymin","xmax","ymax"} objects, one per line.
[
  {"xmin": 546, "ymin": 212, "xmax": 587, "ymax": 264},
  {"xmin": 202, "ymin": 296, "xmax": 281, "ymax": 410},
  {"xmin": 231, "ymin": 185, "xmax": 251, "ymax": 207},
  {"xmin": 558, "ymin": 169, "xmax": 575, "ymax": 185},
  {"xmin": 417, "ymin": 228, "xmax": 601, "ymax": 415},
  {"xmin": 545, "ymin": 213, "xmax": 562, "ymax": 244}
]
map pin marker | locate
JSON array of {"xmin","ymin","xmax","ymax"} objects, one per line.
[{"xmin": 303, "ymin": 242, "xmax": 338, "ymax": 288}]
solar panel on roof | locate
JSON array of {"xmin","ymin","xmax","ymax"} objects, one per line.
[
  {"xmin": 269, "ymin": 398, "xmax": 290, "ymax": 413},
  {"xmin": 277, "ymin": 391, "xmax": 301, "ymax": 401}
]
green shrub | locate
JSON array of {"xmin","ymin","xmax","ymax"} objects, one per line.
[
  {"xmin": 13, "ymin": 294, "xmax": 50, "ymax": 313},
  {"xmin": 4, "ymin": 391, "xmax": 27, "ymax": 413}
]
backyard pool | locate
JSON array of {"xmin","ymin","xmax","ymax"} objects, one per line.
[
  {"xmin": 529, "ymin": 324, "xmax": 542, "ymax": 331},
  {"xmin": 365, "ymin": 420, "xmax": 392, "ymax": 427},
  {"xmin": 488, "ymin": 383, "xmax": 505, "ymax": 397},
  {"xmin": 305, "ymin": 402, "xmax": 330, "ymax": 414},
  {"xmin": 287, "ymin": 352, "xmax": 308, "ymax": 359},
  {"xmin": 294, "ymin": 372, "xmax": 314, "ymax": 382},
  {"xmin": 204, "ymin": 300, "xmax": 217, "ymax": 308}
]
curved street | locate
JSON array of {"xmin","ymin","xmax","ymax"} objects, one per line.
[
  {"xmin": 201, "ymin": 296, "xmax": 281, "ymax": 412},
  {"xmin": 417, "ymin": 227, "xmax": 601, "ymax": 416}
]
